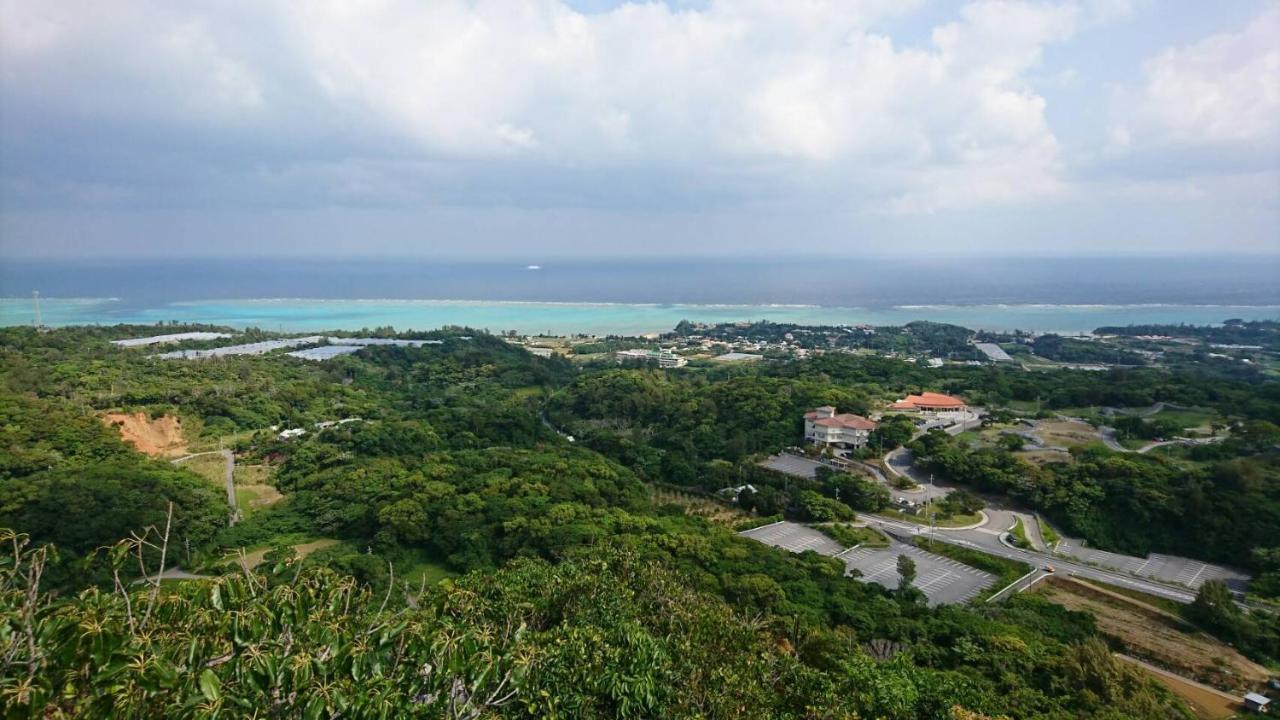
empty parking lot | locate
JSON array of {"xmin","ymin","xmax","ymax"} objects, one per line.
[
  {"xmin": 739, "ymin": 521, "xmax": 845, "ymax": 555},
  {"xmin": 760, "ymin": 454, "xmax": 827, "ymax": 479},
  {"xmin": 1056, "ymin": 538, "xmax": 1249, "ymax": 592},
  {"xmin": 739, "ymin": 521, "xmax": 996, "ymax": 605},
  {"xmin": 839, "ymin": 544, "xmax": 995, "ymax": 605}
]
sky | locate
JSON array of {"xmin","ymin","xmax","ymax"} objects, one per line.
[{"xmin": 1, "ymin": 0, "xmax": 1278, "ymax": 259}]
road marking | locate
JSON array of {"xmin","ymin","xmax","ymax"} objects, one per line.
[{"xmin": 1185, "ymin": 564, "xmax": 1206, "ymax": 587}]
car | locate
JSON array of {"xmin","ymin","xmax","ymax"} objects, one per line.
[{"xmin": 1042, "ymin": 565, "xmax": 1056, "ymax": 573}]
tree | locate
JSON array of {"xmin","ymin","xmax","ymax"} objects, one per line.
[
  {"xmin": 1187, "ymin": 580, "xmax": 1242, "ymax": 641},
  {"xmin": 896, "ymin": 554, "xmax": 917, "ymax": 588}
]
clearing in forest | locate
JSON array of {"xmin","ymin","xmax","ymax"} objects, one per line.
[
  {"xmin": 103, "ymin": 412, "xmax": 189, "ymax": 457},
  {"xmin": 1034, "ymin": 576, "xmax": 1269, "ymax": 694},
  {"xmin": 235, "ymin": 539, "xmax": 339, "ymax": 570},
  {"xmin": 650, "ymin": 485, "xmax": 748, "ymax": 526},
  {"xmin": 1032, "ymin": 419, "xmax": 1101, "ymax": 448}
]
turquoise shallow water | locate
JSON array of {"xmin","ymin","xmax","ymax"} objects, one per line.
[{"xmin": 3, "ymin": 298, "xmax": 1278, "ymax": 335}]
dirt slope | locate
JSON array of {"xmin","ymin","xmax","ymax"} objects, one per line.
[{"xmin": 103, "ymin": 412, "xmax": 189, "ymax": 457}]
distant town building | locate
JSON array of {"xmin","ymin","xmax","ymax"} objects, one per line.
[
  {"xmin": 890, "ymin": 392, "xmax": 967, "ymax": 415},
  {"xmin": 527, "ymin": 347, "xmax": 554, "ymax": 358},
  {"xmin": 278, "ymin": 428, "xmax": 306, "ymax": 440},
  {"xmin": 713, "ymin": 352, "xmax": 764, "ymax": 362},
  {"xmin": 804, "ymin": 406, "xmax": 878, "ymax": 449},
  {"xmin": 615, "ymin": 348, "xmax": 687, "ymax": 368}
]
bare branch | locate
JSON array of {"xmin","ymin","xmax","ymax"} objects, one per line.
[{"xmin": 141, "ymin": 502, "xmax": 174, "ymax": 628}]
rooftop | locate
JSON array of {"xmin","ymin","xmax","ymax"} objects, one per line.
[
  {"xmin": 892, "ymin": 392, "xmax": 966, "ymax": 409},
  {"xmin": 805, "ymin": 409, "xmax": 877, "ymax": 430}
]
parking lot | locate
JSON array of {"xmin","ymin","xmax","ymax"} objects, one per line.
[
  {"xmin": 739, "ymin": 521, "xmax": 996, "ymax": 605},
  {"xmin": 739, "ymin": 521, "xmax": 845, "ymax": 556},
  {"xmin": 1056, "ymin": 538, "xmax": 1249, "ymax": 592},
  {"xmin": 760, "ymin": 454, "xmax": 827, "ymax": 479},
  {"xmin": 839, "ymin": 544, "xmax": 995, "ymax": 606}
]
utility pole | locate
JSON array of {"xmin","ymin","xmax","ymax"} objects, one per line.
[
  {"xmin": 32, "ymin": 290, "xmax": 42, "ymax": 328},
  {"xmin": 928, "ymin": 473, "xmax": 936, "ymax": 547}
]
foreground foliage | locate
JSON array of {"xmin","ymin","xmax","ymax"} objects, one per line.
[{"xmin": 1, "ymin": 532, "xmax": 1191, "ymax": 720}]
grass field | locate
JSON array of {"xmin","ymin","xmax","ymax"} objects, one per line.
[
  {"xmin": 234, "ymin": 463, "xmax": 273, "ymax": 485},
  {"xmin": 1037, "ymin": 515, "xmax": 1060, "ymax": 546},
  {"xmin": 1010, "ymin": 517, "xmax": 1031, "ymax": 549},
  {"xmin": 1034, "ymin": 576, "xmax": 1271, "ymax": 694},
  {"xmin": 879, "ymin": 508, "xmax": 984, "ymax": 528},
  {"xmin": 176, "ymin": 453, "xmax": 227, "ymax": 485},
  {"xmin": 398, "ymin": 550, "xmax": 458, "ymax": 588},
  {"xmin": 187, "ymin": 429, "xmax": 257, "ymax": 453}
]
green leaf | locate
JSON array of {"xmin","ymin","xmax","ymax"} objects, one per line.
[{"xmin": 198, "ymin": 669, "xmax": 221, "ymax": 701}]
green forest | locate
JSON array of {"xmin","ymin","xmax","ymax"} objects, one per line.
[{"xmin": 2, "ymin": 323, "xmax": 1277, "ymax": 717}]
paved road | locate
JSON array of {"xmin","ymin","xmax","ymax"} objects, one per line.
[
  {"xmin": 739, "ymin": 521, "xmax": 994, "ymax": 605},
  {"xmin": 864, "ymin": 513, "xmax": 1205, "ymax": 605},
  {"xmin": 883, "ymin": 448, "xmax": 952, "ymax": 502},
  {"xmin": 173, "ymin": 449, "xmax": 238, "ymax": 525}
]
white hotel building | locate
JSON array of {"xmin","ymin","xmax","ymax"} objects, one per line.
[{"xmin": 803, "ymin": 406, "xmax": 878, "ymax": 450}]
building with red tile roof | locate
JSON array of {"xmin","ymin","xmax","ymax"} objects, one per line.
[
  {"xmin": 804, "ymin": 407, "xmax": 878, "ymax": 449},
  {"xmin": 889, "ymin": 392, "xmax": 967, "ymax": 413}
]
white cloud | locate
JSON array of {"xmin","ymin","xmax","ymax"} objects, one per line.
[
  {"xmin": 0, "ymin": 0, "xmax": 1127, "ymax": 215},
  {"xmin": 1117, "ymin": 4, "xmax": 1280, "ymax": 147}
]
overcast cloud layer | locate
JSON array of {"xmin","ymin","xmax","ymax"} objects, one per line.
[{"xmin": 1, "ymin": 0, "xmax": 1277, "ymax": 258}]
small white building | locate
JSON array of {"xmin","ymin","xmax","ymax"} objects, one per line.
[
  {"xmin": 1244, "ymin": 692, "xmax": 1270, "ymax": 714},
  {"xmin": 804, "ymin": 407, "xmax": 878, "ymax": 449}
]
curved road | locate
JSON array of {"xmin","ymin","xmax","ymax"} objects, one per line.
[
  {"xmin": 172, "ymin": 449, "xmax": 238, "ymax": 525},
  {"xmin": 864, "ymin": 513, "xmax": 1202, "ymax": 605}
]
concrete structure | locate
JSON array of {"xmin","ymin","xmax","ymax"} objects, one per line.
[
  {"xmin": 804, "ymin": 407, "xmax": 877, "ymax": 449},
  {"xmin": 889, "ymin": 392, "xmax": 967, "ymax": 415},
  {"xmin": 288, "ymin": 346, "xmax": 362, "ymax": 361},
  {"xmin": 713, "ymin": 352, "xmax": 764, "ymax": 362},
  {"xmin": 974, "ymin": 342, "xmax": 1014, "ymax": 362},
  {"xmin": 113, "ymin": 332, "xmax": 232, "ymax": 347},
  {"xmin": 527, "ymin": 347, "xmax": 554, "ymax": 358},
  {"xmin": 615, "ymin": 348, "xmax": 687, "ymax": 368},
  {"xmin": 154, "ymin": 336, "xmax": 324, "ymax": 360},
  {"xmin": 323, "ymin": 337, "xmax": 442, "ymax": 346}
]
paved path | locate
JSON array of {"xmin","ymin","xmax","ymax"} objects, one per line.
[
  {"xmin": 173, "ymin": 449, "xmax": 238, "ymax": 525},
  {"xmin": 1097, "ymin": 429, "xmax": 1223, "ymax": 454}
]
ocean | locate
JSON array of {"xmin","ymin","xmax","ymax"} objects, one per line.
[{"xmin": 2, "ymin": 256, "xmax": 1277, "ymax": 335}]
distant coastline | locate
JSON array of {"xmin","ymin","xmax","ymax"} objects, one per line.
[{"xmin": 4, "ymin": 296, "xmax": 1278, "ymax": 336}]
